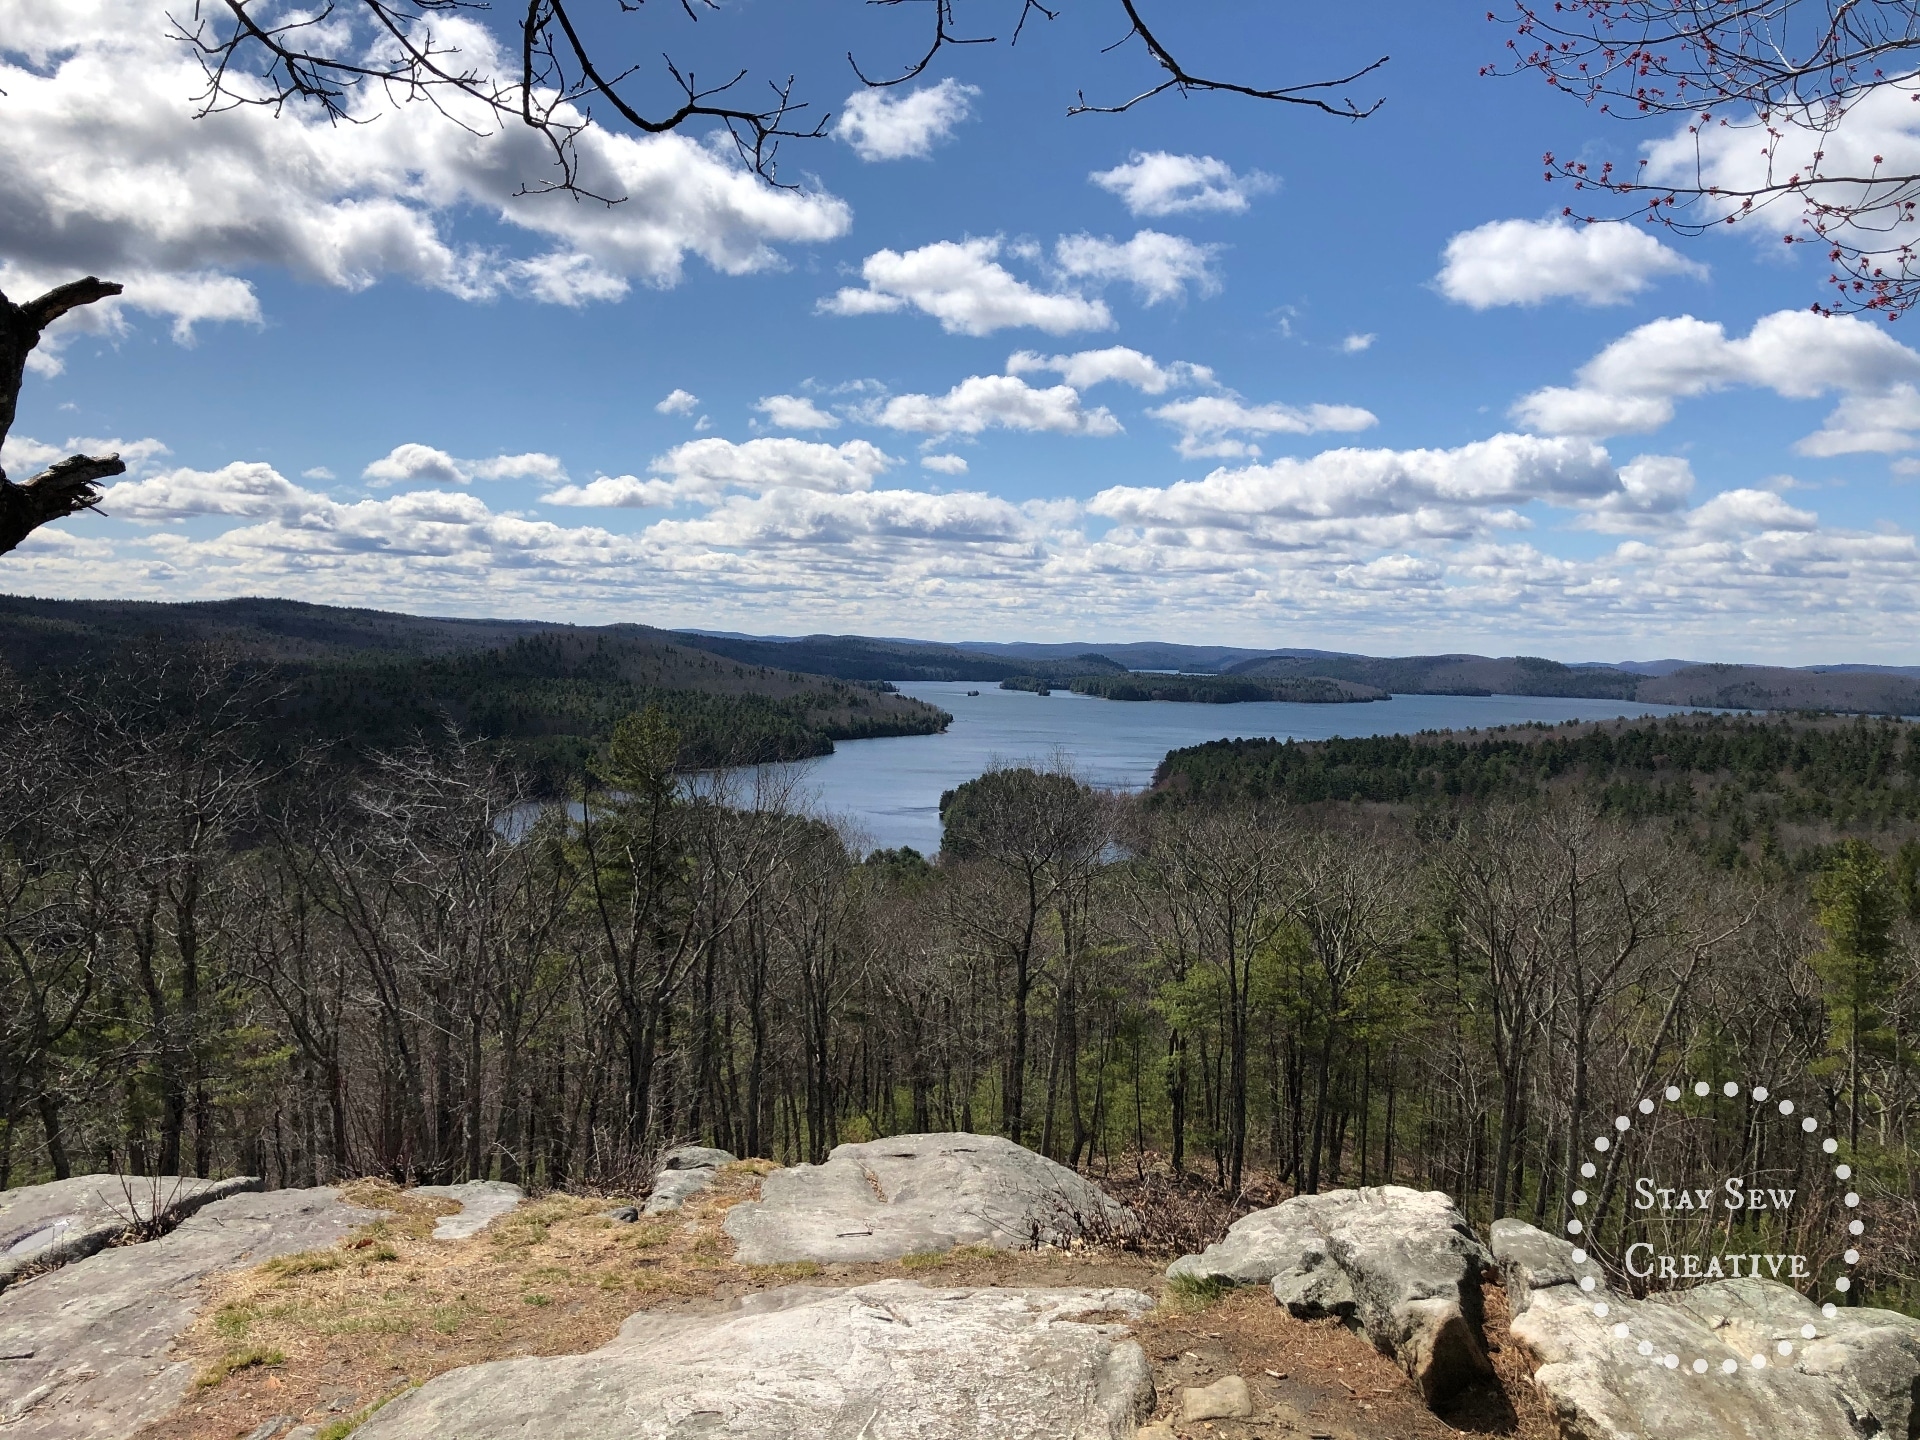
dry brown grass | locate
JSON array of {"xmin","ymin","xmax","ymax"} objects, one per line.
[
  {"xmin": 137, "ymin": 1168, "xmax": 774, "ymax": 1440},
  {"xmin": 138, "ymin": 1166, "xmax": 1553, "ymax": 1440}
]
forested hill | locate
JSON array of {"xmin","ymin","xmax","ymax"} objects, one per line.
[
  {"xmin": 652, "ymin": 631, "xmax": 1124, "ymax": 683},
  {"xmin": 0, "ymin": 597, "xmax": 949, "ymax": 787},
  {"xmin": 1226, "ymin": 652, "xmax": 1920, "ymax": 713},
  {"xmin": 0, "ymin": 595, "xmax": 1125, "ymax": 685},
  {"xmin": 0, "ymin": 593, "xmax": 561, "ymax": 667},
  {"xmin": 1154, "ymin": 713, "xmax": 1920, "ymax": 867},
  {"xmin": 277, "ymin": 631, "xmax": 949, "ymax": 783},
  {"xmin": 3, "ymin": 594, "xmax": 1915, "ymax": 715}
]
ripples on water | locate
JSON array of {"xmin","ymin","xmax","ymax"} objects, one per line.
[{"xmin": 757, "ymin": 681, "xmax": 1706, "ymax": 856}]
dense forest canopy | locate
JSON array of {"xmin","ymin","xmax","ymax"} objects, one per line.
[
  {"xmin": 4, "ymin": 654, "xmax": 1920, "ymax": 1309},
  {"xmin": 1156, "ymin": 714, "xmax": 1920, "ymax": 873}
]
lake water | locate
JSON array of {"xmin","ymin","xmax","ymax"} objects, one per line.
[{"xmin": 767, "ymin": 682, "xmax": 1703, "ymax": 855}]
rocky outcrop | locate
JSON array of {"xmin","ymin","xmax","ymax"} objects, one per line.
[
  {"xmin": 722, "ymin": 1133, "xmax": 1136, "ymax": 1265},
  {"xmin": 643, "ymin": 1146, "xmax": 736, "ymax": 1215},
  {"xmin": 1491, "ymin": 1218, "xmax": 1920, "ymax": 1440},
  {"xmin": 0, "ymin": 1174, "xmax": 261, "ymax": 1292},
  {"xmin": 413, "ymin": 1180, "xmax": 524, "ymax": 1240},
  {"xmin": 354, "ymin": 1279, "xmax": 1156, "ymax": 1439},
  {"xmin": 1168, "ymin": 1185, "xmax": 1494, "ymax": 1407},
  {"xmin": 0, "ymin": 1186, "xmax": 379, "ymax": 1440},
  {"xmin": 1486, "ymin": 1216, "xmax": 1577, "ymax": 1316}
]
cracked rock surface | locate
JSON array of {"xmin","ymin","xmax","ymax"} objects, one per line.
[
  {"xmin": 355, "ymin": 1279, "xmax": 1156, "ymax": 1440},
  {"xmin": 722, "ymin": 1133, "xmax": 1135, "ymax": 1265},
  {"xmin": 0, "ymin": 1174, "xmax": 260, "ymax": 1292},
  {"xmin": 0, "ymin": 1187, "xmax": 378, "ymax": 1440}
]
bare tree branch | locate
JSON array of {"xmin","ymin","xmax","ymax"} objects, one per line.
[
  {"xmin": 1068, "ymin": 1, "xmax": 1388, "ymax": 119},
  {"xmin": 175, "ymin": 2, "xmax": 1387, "ymax": 200},
  {"xmin": 1490, "ymin": 0, "xmax": 1920, "ymax": 317},
  {"xmin": 850, "ymin": 0, "xmax": 1003, "ymax": 88},
  {"xmin": 170, "ymin": 0, "xmax": 828, "ymax": 191}
]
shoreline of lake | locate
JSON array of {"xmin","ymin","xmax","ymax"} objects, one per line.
[{"xmin": 761, "ymin": 682, "xmax": 1712, "ymax": 855}]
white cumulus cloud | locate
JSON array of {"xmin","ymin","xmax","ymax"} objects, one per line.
[
  {"xmin": 545, "ymin": 437, "xmax": 897, "ymax": 508},
  {"xmin": 1514, "ymin": 309, "xmax": 1920, "ymax": 453},
  {"xmin": 819, "ymin": 238, "xmax": 1112, "ymax": 336},
  {"xmin": 18, "ymin": 425, "xmax": 1920, "ymax": 658},
  {"xmin": 0, "ymin": 0, "xmax": 850, "ymax": 350},
  {"xmin": 1089, "ymin": 152, "xmax": 1275, "ymax": 217},
  {"xmin": 864, "ymin": 375, "xmax": 1122, "ymax": 438},
  {"xmin": 656, "ymin": 389, "xmax": 701, "ymax": 416},
  {"xmin": 1053, "ymin": 231, "xmax": 1220, "ymax": 305},
  {"xmin": 1572, "ymin": 455, "xmax": 1698, "ymax": 532},
  {"xmin": 755, "ymin": 395, "xmax": 841, "ymax": 430},
  {"xmin": 1090, "ymin": 434, "xmax": 1617, "ymax": 540},
  {"xmin": 99, "ymin": 461, "xmax": 312, "ymax": 521},
  {"xmin": 1437, "ymin": 219, "xmax": 1704, "ymax": 308},
  {"xmin": 1149, "ymin": 394, "xmax": 1379, "ymax": 460},
  {"xmin": 833, "ymin": 79, "xmax": 980, "ymax": 161},
  {"xmin": 921, "ymin": 454, "xmax": 970, "ymax": 475},
  {"xmin": 647, "ymin": 486, "xmax": 1032, "ymax": 550},
  {"xmin": 1006, "ymin": 347, "xmax": 1214, "ymax": 394},
  {"xmin": 363, "ymin": 444, "xmax": 566, "ymax": 486}
]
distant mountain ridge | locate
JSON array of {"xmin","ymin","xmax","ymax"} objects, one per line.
[{"xmin": 1, "ymin": 595, "xmax": 1914, "ymax": 716}]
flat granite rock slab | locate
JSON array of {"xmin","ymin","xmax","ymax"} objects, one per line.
[
  {"xmin": 722, "ymin": 1133, "xmax": 1136, "ymax": 1265},
  {"xmin": 0, "ymin": 1175, "xmax": 261, "ymax": 1291},
  {"xmin": 355, "ymin": 1279, "xmax": 1156, "ymax": 1440},
  {"xmin": 412, "ymin": 1180, "xmax": 525, "ymax": 1240},
  {"xmin": 1494, "ymin": 1218, "xmax": 1920, "ymax": 1440},
  {"xmin": 0, "ymin": 1186, "xmax": 378, "ymax": 1440}
]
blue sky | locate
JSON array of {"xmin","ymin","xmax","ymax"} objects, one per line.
[{"xmin": 3, "ymin": 0, "xmax": 1917, "ymax": 661}]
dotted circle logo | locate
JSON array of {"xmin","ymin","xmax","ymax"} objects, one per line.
[{"xmin": 1566, "ymin": 1080, "xmax": 1861, "ymax": 1377}]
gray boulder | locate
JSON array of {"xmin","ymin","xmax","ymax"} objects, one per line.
[
  {"xmin": 643, "ymin": 1146, "xmax": 737, "ymax": 1216},
  {"xmin": 1487, "ymin": 1215, "xmax": 1577, "ymax": 1315},
  {"xmin": 355, "ymin": 1279, "xmax": 1155, "ymax": 1439},
  {"xmin": 1495, "ymin": 1218, "xmax": 1920, "ymax": 1440},
  {"xmin": 412, "ymin": 1180, "xmax": 524, "ymax": 1240},
  {"xmin": 722, "ymin": 1133, "xmax": 1135, "ymax": 1265},
  {"xmin": 0, "ymin": 1174, "xmax": 260, "ymax": 1293},
  {"xmin": 0, "ymin": 1186, "xmax": 378, "ymax": 1440},
  {"xmin": 1168, "ymin": 1185, "xmax": 1494, "ymax": 1407}
]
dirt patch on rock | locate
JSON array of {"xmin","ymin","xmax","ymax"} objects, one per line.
[{"xmin": 1131, "ymin": 1283, "xmax": 1557, "ymax": 1440}]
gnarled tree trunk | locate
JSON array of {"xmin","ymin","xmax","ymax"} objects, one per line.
[{"xmin": 0, "ymin": 277, "xmax": 127, "ymax": 556}]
